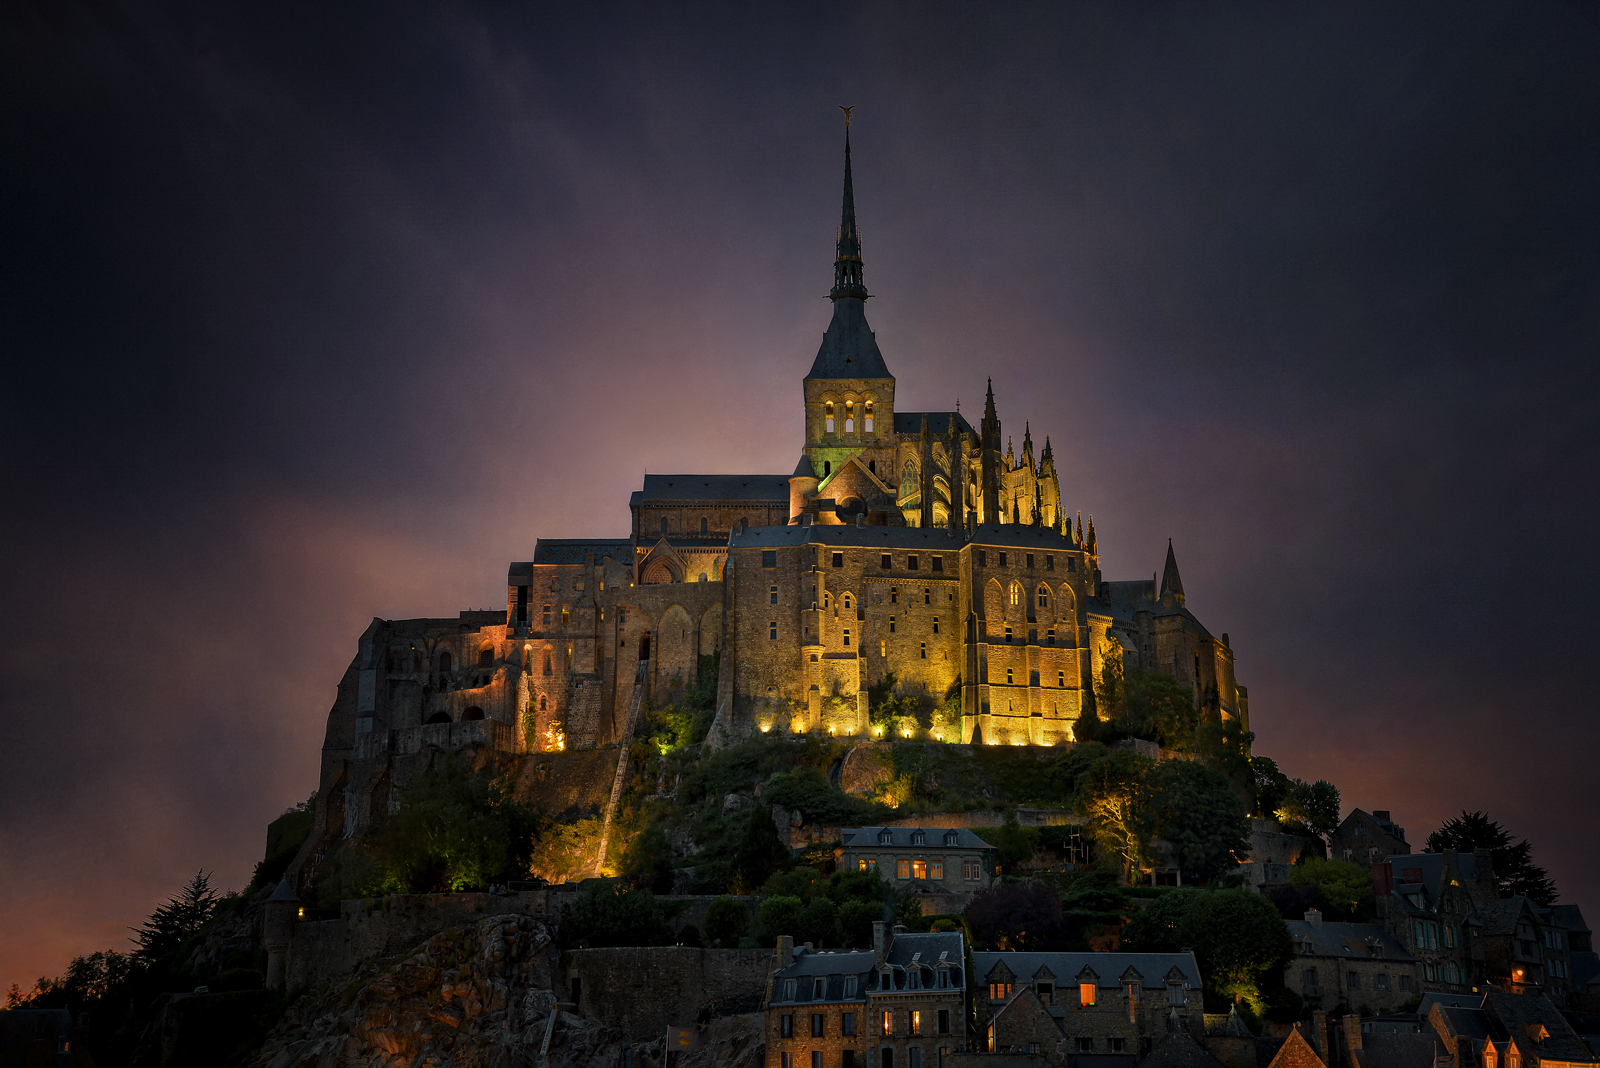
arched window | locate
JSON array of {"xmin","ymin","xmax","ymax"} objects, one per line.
[
  {"xmin": 438, "ymin": 650, "xmax": 453, "ymax": 674},
  {"xmin": 825, "ymin": 401, "xmax": 835, "ymax": 435},
  {"xmin": 463, "ymin": 705, "xmax": 484, "ymax": 721},
  {"xmin": 542, "ymin": 648, "xmax": 553, "ymax": 676},
  {"xmin": 845, "ymin": 400, "xmax": 855, "ymax": 434},
  {"xmin": 478, "ymin": 646, "xmax": 494, "ymax": 668},
  {"xmin": 864, "ymin": 401, "xmax": 874, "ymax": 433},
  {"xmin": 700, "ymin": 516, "xmax": 708, "ymax": 536},
  {"xmin": 539, "ymin": 694, "xmax": 547, "ymax": 711},
  {"xmin": 843, "ymin": 593, "xmax": 853, "ymax": 610},
  {"xmin": 1037, "ymin": 587, "xmax": 1049, "ymax": 609}
]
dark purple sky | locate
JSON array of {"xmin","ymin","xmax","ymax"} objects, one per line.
[{"xmin": 4, "ymin": 2, "xmax": 1597, "ymax": 986}]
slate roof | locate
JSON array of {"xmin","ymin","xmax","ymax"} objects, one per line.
[
  {"xmin": 807, "ymin": 297, "xmax": 892, "ymax": 381},
  {"xmin": 1419, "ymin": 993, "xmax": 1484, "ymax": 1020},
  {"xmin": 770, "ymin": 932, "xmax": 968, "ymax": 1004},
  {"xmin": 1482, "ymin": 990, "xmax": 1597, "ymax": 1064},
  {"xmin": 842, "ymin": 827, "xmax": 995, "ymax": 849},
  {"xmin": 518, "ymin": 540, "xmax": 632, "ymax": 568},
  {"xmin": 973, "ymin": 951, "xmax": 1202, "ymax": 992},
  {"xmin": 1286, "ymin": 921, "xmax": 1415, "ymax": 962},
  {"xmin": 1351, "ymin": 1034, "xmax": 1439, "ymax": 1068},
  {"xmin": 885, "ymin": 930, "xmax": 967, "ymax": 971},
  {"xmin": 635, "ymin": 475, "xmax": 792, "ymax": 503},
  {"xmin": 892, "ymin": 412, "xmax": 977, "ymax": 437},
  {"xmin": 1548, "ymin": 904, "xmax": 1590, "ymax": 937},
  {"xmin": 1474, "ymin": 898, "xmax": 1537, "ymax": 937},
  {"xmin": 1433, "ymin": 1003, "xmax": 1493, "ymax": 1043},
  {"xmin": 1384, "ymin": 853, "xmax": 1480, "ymax": 899},
  {"xmin": 1138, "ymin": 1030, "xmax": 1228, "ymax": 1068},
  {"xmin": 728, "ymin": 522, "xmax": 1076, "ymax": 552}
]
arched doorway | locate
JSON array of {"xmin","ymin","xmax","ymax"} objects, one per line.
[{"xmin": 462, "ymin": 706, "xmax": 484, "ymax": 721}]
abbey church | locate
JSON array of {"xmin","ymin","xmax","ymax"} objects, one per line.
[{"xmin": 310, "ymin": 127, "xmax": 1249, "ymax": 836}]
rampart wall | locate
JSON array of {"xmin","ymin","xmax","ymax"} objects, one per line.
[{"xmin": 563, "ymin": 946, "xmax": 775, "ymax": 1040}]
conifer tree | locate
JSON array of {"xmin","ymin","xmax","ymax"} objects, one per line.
[
  {"xmin": 130, "ymin": 870, "xmax": 217, "ymax": 963},
  {"xmin": 1426, "ymin": 811, "xmax": 1557, "ymax": 905}
]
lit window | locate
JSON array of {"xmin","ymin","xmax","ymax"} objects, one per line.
[
  {"xmin": 770, "ymin": 622, "xmax": 778, "ymax": 640},
  {"xmin": 910, "ymin": 1010, "xmax": 922, "ymax": 1035},
  {"xmin": 1010, "ymin": 586, "xmax": 1020, "ymax": 606},
  {"xmin": 920, "ymin": 642, "xmax": 927, "ymax": 659},
  {"xmin": 882, "ymin": 1009, "xmax": 894, "ymax": 1035},
  {"xmin": 989, "ymin": 983, "xmax": 1012, "ymax": 1001},
  {"xmin": 1079, "ymin": 984, "xmax": 1096, "ymax": 1006},
  {"xmin": 880, "ymin": 640, "xmax": 887, "ymax": 656},
  {"xmin": 897, "ymin": 859, "xmax": 910, "ymax": 878},
  {"xmin": 913, "ymin": 860, "xmax": 927, "ymax": 879},
  {"xmin": 771, "ymin": 586, "xmax": 779, "ymax": 604}
]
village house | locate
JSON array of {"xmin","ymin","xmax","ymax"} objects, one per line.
[
  {"xmin": 1373, "ymin": 851, "xmax": 1497, "ymax": 995},
  {"xmin": 765, "ymin": 922, "xmax": 968, "ymax": 1068},
  {"xmin": 1476, "ymin": 899, "xmax": 1577, "ymax": 1002},
  {"xmin": 972, "ymin": 950, "xmax": 1205, "ymax": 1062},
  {"xmin": 1286, "ymin": 909, "xmax": 1418, "ymax": 1015},
  {"xmin": 1426, "ymin": 989, "xmax": 1598, "ymax": 1068},
  {"xmin": 1329, "ymin": 811, "xmax": 1410, "ymax": 867},
  {"xmin": 839, "ymin": 828, "xmax": 996, "ymax": 894}
]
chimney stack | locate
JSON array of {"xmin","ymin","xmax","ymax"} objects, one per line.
[
  {"xmin": 777, "ymin": 935, "xmax": 795, "ymax": 970},
  {"xmin": 873, "ymin": 921, "xmax": 890, "ymax": 965},
  {"xmin": 1305, "ymin": 908, "xmax": 1323, "ymax": 928}
]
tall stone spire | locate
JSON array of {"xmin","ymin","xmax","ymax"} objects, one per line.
[
  {"xmin": 1160, "ymin": 539, "xmax": 1185, "ymax": 605},
  {"xmin": 831, "ymin": 120, "xmax": 868, "ymax": 302}
]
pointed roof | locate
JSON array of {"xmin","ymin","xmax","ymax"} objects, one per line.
[
  {"xmin": 808, "ymin": 121, "xmax": 890, "ymax": 381},
  {"xmin": 791, "ymin": 454, "xmax": 817, "ymax": 480},
  {"xmin": 1160, "ymin": 539, "xmax": 1185, "ymax": 601},
  {"xmin": 1265, "ymin": 1028, "xmax": 1327, "ymax": 1068}
]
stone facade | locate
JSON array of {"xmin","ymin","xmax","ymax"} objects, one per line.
[
  {"xmin": 1373, "ymin": 851, "xmax": 1498, "ymax": 995},
  {"xmin": 973, "ymin": 950, "xmax": 1206, "ymax": 1062},
  {"xmin": 1284, "ymin": 911, "xmax": 1418, "ymax": 1014},
  {"xmin": 765, "ymin": 924, "xmax": 968, "ymax": 1068},
  {"xmin": 290, "ymin": 125, "xmax": 1250, "ymax": 888},
  {"xmin": 1328, "ymin": 811, "xmax": 1409, "ymax": 868},
  {"xmin": 564, "ymin": 946, "xmax": 774, "ymax": 1039},
  {"xmin": 838, "ymin": 827, "xmax": 996, "ymax": 895}
]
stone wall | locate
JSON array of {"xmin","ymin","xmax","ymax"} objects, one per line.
[
  {"xmin": 514, "ymin": 749, "xmax": 622, "ymax": 816},
  {"xmin": 563, "ymin": 946, "xmax": 775, "ymax": 1040},
  {"xmin": 285, "ymin": 891, "xmax": 554, "ymax": 990}
]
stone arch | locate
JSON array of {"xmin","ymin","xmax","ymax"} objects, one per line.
[
  {"xmin": 640, "ymin": 555, "xmax": 681, "ymax": 584},
  {"xmin": 1056, "ymin": 584, "xmax": 1078, "ymax": 639},
  {"xmin": 900, "ymin": 459, "xmax": 918, "ymax": 499},
  {"xmin": 477, "ymin": 643, "xmax": 495, "ymax": 668},
  {"xmin": 1007, "ymin": 581, "xmax": 1027, "ymax": 623},
  {"xmin": 657, "ymin": 604, "xmax": 695, "ymax": 687},
  {"xmin": 437, "ymin": 649, "xmax": 453, "ymax": 674},
  {"xmin": 462, "ymin": 705, "xmax": 484, "ymax": 721},
  {"xmin": 426, "ymin": 711, "xmax": 452, "ymax": 724},
  {"xmin": 700, "ymin": 602, "xmax": 723, "ymax": 655},
  {"xmin": 984, "ymin": 578, "xmax": 1005, "ymax": 640},
  {"xmin": 1035, "ymin": 583, "xmax": 1052, "ymax": 615}
]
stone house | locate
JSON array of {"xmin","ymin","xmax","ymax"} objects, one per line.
[
  {"xmin": 765, "ymin": 922, "xmax": 967, "ymax": 1068},
  {"xmin": 839, "ymin": 828, "xmax": 996, "ymax": 896},
  {"xmin": 1373, "ymin": 851, "xmax": 1497, "ymax": 995},
  {"xmin": 1476, "ymin": 899, "xmax": 1576, "ymax": 1002},
  {"xmin": 972, "ymin": 950, "xmax": 1205, "ymax": 1062},
  {"xmin": 1426, "ymin": 989, "xmax": 1597, "ymax": 1068},
  {"xmin": 1285, "ymin": 910, "xmax": 1418, "ymax": 1014},
  {"xmin": 1329, "ymin": 811, "xmax": 1410, "ymax": 868}
]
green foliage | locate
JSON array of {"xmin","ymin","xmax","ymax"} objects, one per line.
[
  {"xmin": 1280, "ymin": 780, "xmax": 1341, "ymax": 838},
  {"xmin": 1124, "ymin": 670, "xmax": 1204, "ymax": 750},
  {"xmin": 763, "ymin": 767, "xmax": 883, "ymax": 825},
  {"xmin": 685, "ymin": 651, "xmax": 721, "ymax": 710},
  {"xmin": 1426, "ymin": 810, "xmax": 1558, "ymax": 905},
  {"xmin": 867, "ymin": 672, "xmax": 924, "ymax": 736},
  {"xmin": 988, "ymin": 812, "xmax": 1039, "ymax": 873},
  {"xmin": 800, "ymin": 897, "xmax": 843, "ymax": 946},
  {"xmin": 704, "ymin": 897, "xmax": 752, "ymax": 947},
  {"xmin": 1056, "ymin": 870, "xmax": 1133, "ymax": 949},
  {"xmin": 1122, "ymin": 888, "xmax": 1295, "ymax": 1011},
  {"xmin": 1251, "ymin": 758, "xmax": 1292, "ymax": 819},
  {"xmin": 965, "ymin": 882, "xmax": 1064, "ymax": 950},
  {"xmin": 1076, "ymin": 748, "xmax": 1158, "ymax": 873},
  {"xmin": 677, "ymin": 923, "xmax": 704, "ymax": 947},
  {"xmin": 559, "ymin": 883, "xmax": 675, "ymax": 948},
  {"xmin": 345, "ymin": 757, "xmax": 539, "ymax": 896},
  {"xmin": 132, "ymin": 870, "xmax": 219, "ymax": 963},
  {"xmin": 1146, "ymin": 759, "xmax": 1250, "ymax": 884},
  {"xmin": 760, "ymin": 867, "xmax": 830, "ymax": 901},
  {"xmin": 760, "ymin": 895, "xmax": 807, "ymax": 942},
  {"xmin": 840, "ymin": 898, "xmax": 885, "ymax": 948},
  {"xmin": 620, "ymin": 824, "xmax": 675, "ymax": 892},
  {"xmin": 1289, "ymin": 857, "xmax": 1374, "ymax": 919},
  {"xmin": 733, "ymin": 805, "xmax": 792, "ymax": 892}
]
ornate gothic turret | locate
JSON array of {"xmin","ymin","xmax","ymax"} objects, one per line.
[{"xmin": 831, "ymin": 123, "xmax": 868, "ymax": 302}]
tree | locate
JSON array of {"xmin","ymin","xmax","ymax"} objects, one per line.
[
  {"xmin": 1292, "ymin": 781, "xmax": 1341, "ymax": 838},
  {"xmin": 989, "ymin": 812, "xmax": 1039, "ymax": 874},
  {"xmin": 760, "ymin": 895, "xmax": 806, "ymax": 942},
  {"xmin": 1288, "ymin": 858, "xmax": 1373, "ymax": 920},
  {"xmin": 1146, "ymin": 759, "xmax": 1250, "ymax": 884},
  {"xmin": 559, "ymin": 883, "xmax": 675, "ymax": 948},
  {"xmin": 1056, "ymin": 871, "xmax": 1131, "ymax": 950},
  {"xmin": 131, "ymin": 870, "xmax": 218, "ymax": 963},
  {"xmin": 733, "ymin": 805, "xmax": 791, "ymax": 891},
  {"xmin": 965, "ymin": 882, "xmax": 1064, "ymax": 950},
  {"xmin": 1125, "ymin": 669, "xmax": 1202, "ymax": 750},
  {"xmin": 1075, "ymin": 748, "xmax": 1157, "ymax": 876},
  {"xmin": 621, "ymin": 825, "xmax": 675, "ymax": 893},
  {"xmin": 1251, "ymin": 758, "xmax": 1293, "ymax": 819},
  {"xmin": 704, "ymin": 896, "xmax": 751, "ymax": 948},
  {"xmin": 1426, "ymin": 811, "xmax": 1558, "ymax": 905},
  {"xmin": 1122, "ymin": 889, "xmax": 1293, "ymax": 1011},
  {"xmin": 800, "ymin": 897, "xmax": 842, "ymax": 947}
]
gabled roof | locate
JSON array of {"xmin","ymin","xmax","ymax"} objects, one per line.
[
  {"xmin": 884, "ymin": 931, "xmax": 966, "ymax": 972},
  {"xmin": 1482, "ymin": 990, "xmax": 1597, "ymax": 1064},
  {"xmin": 842, "ymin": 827, "xmax": 994, "ymax": 849},
  {"xmin": 1475, "ymin": 898, "xmax": 1540, "ymax": 937},
  {"xmin": 892, "ymin": 412, "xmax": 976, "ymax": 436},
  {"xmin": 1140, "ymin": 1031, "xmax": 1228, "ymax": 1068},
  {"xmin": 972, "ymin": 951, "xmax": 1202, "ymax": 992},
  {"xmin": 1265, "ymin": 1028, "xmax": 1326, "ymax": 1068},
  {"xmin": 1383, "ymin": 853, "xmax": 1478, "ymax": 898},
  {"xmin": 1351, "ymin": 1034, "xmax": 1439, "ymax": 1068}
]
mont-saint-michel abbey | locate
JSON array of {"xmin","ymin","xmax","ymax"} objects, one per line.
[{"xmin": 311, "ymin": 127, "xmax": 1248, "ymax": 844}]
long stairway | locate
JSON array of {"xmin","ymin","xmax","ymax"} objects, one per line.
[{"xmin": 593, "ymin": 659, "xmax": 648, "ymax": 876}]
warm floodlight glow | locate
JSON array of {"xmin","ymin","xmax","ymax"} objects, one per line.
[{"xmin": 760, "ymin": 722, "xmax": 772, "ymax": 733}]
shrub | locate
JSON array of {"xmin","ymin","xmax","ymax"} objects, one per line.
[
  {"xmin": 760, "ymin": 896, "xmax": 806, "ymax": 942},
  {"xmin": 704, "ymin": 897, "xmax": 751, "ymax": 948},
  {"xmin": 559, "ymin": 884, "xmax": 675, "ymax": 948}
]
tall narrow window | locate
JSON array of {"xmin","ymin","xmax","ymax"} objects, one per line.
[
  {"xmin": 826, "ymin": 401, "xmax": 835, "ymax": 435},
  {"xmin": 920, "ymin": 642, "xmax": 927, "ymax": 659},
  {"xmin": 1006, "ymin": 668, "xmax": 1014, "ymax": 684},
  {"xmin": 843, "ymin": 629, "xmax": 851, "ymax": 647},
  {"xmin": 889, "ymin": 617, "xmax": 896, "ymax": 633},
  {"xmin": 864, "ymin": 401, "xmax": 874, "ymax": 432},
  {"xmin": 882, "ymin": 1010, "xmax": 894, "ymax": 1036},
  {"xmin": 542, "ymin": 649, "xmax": 552, "ymax": 675},
  {"xmin": 771, "ymin": 585, "xmax": 779, "ymax": 604},
  {"xmin": 700, "ymin": 517, "xmax": 708, "ymax": 536},
  {"xmin": 932, "ymin": 617, "xmax": 939, "ymax": 633},
  {"xmin": 660, "ymin": 517, "xmax": 668, "ymax": 536},
  {"xmin": 1058, "ymin": 670, "xmax": 1065, "ymax": 687}
]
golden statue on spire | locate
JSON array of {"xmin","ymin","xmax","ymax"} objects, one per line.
[{"xmin": 838, "ymin": 104, "xmax": 855, "ymax": 126}]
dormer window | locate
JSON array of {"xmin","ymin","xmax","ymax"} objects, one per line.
[
  {"xmin": 783, "ymin": 979, "xmax": 797, "ymax": 1000},
  {"xmin": 844, "ymin": 976, "xmax": 858, "ymax": 997},
  {"xmin": 879, "ymin": 830, "xmax": 893, "ymax": 845},
  {"xmin": 937, "ymin": 970, "xmax": 950, "ymax": 989},
  {"xmin": 912, "ymin": 831, "xmax": 926, "ymax": 846},
  {"xmin": 944, "ymin": 831, "xmax": 959, "ymax": 846},
  {"xmin": 814, "ymin": 979, "xmax": 826, "ymax": 1000}
]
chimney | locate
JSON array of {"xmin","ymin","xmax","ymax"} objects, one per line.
[
  {"xmin": 777, "ymin": 935, "xmax": 795, "ymax": 970},
  {"xmin": 1372, "ymin": 811, "xmax": 1389, "ymax": 822},
  {"xmin": 1305, "ymin": 908, "xmax": 1324, "ymax": 928},
  {"xmin": 873, "ymin": 921, "xmax": 890, "ymax": 965},
  {"xmin": 1344, "ymin": 1014, "xmax": 1364, "ymax": 1054},
  {"xmin": 1372, "ymin": 861, "xmax": 1394, "ymax": 899},
  {"xmin": 1473, "ymin": 848, "xmax": 1497, "ymax": 892},
  {"xmin": 1311, "ymin": 1012, "xmax": 1329, "ymax": 1061}
]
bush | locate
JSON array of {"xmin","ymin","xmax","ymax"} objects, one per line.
[
  {"xmin": 840, "ymin": 899, "xmax": 883, "ymax": 948},
  {"xmin": 704, "ymin": 897, "xmax": 751, "ymax": 948},
  {"xmin": 560, "ymin": 884, "xmax": 675, "ymax": 948},
  {"xmin": 800, "ymin": 898, "xmax": 842, "ymax": 947},
  {"xmin": 1122, "ymin": 888, "xmax": 1293, "ymax": 1011},
  {"xmin": 760, "ymin": 896, "xmax": 806, "ymax": 942},
  {"xmin": 1288, "ymin": 857, "xmax": 1373, "ymax": 920},
  {"xmin": 677, "ymin": 923, "xmax": 704, "ymax": 947},
  {"xmin": 764, "ymin": 767, "xmax": 883, "ymax": 825}
]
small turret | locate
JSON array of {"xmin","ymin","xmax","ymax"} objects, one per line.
[
  {"xmin": 1087, "ymin": 515, "xmax": 1097, "ymax": 554},
  {"xmin": 263, "ymin": 877, "xmax": 301, "ymax": 990},
  {"xmin": 788, "ymin": 454, "xmax": 819, "ymax": 524}
]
